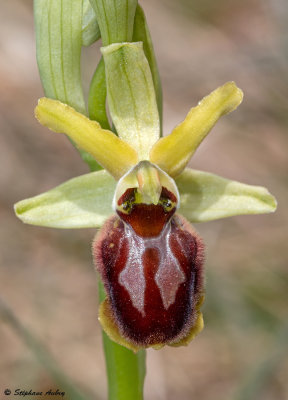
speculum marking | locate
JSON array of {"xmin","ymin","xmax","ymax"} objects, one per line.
[
  {"xmin": 119, "ymin": 222, "xmax": 186, "ymax": 315},
  {"xmin": 119, "ymin": 226, "xmax": 146, "ymax": 316}
]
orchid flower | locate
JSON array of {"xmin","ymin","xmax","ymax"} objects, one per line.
[{"xmin": 14, "ymin": 42, "xmax": 276, "ymax": 352}]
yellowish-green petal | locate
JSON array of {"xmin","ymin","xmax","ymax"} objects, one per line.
[
  {"xmin": 35, "ymin": 98, "xmax": 138, "ymax": 180},
  {"xmin": 150, "ymin": 82, "xmax": 243, "ymax": 177},
  {"xmin": 101, "ymin": 42, "xmax": 160, "ymax": 159},
  {"xmin": 14, "ymin": 170, "xmax": 116, "ymax": 229},
  {"xmin": 176, "ymin": 168, "xmax": 277, "ymax": 222}
]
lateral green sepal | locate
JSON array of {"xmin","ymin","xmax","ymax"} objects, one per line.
[
  {"xmin": 176, "ymin": 168, "xmax": 277, "ymax": 222},
  {"xmin": 14, "ymin": 170, "xmax": 116, "ymax": 229}
]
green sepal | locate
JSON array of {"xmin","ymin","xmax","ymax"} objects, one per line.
[
  {"xmin": 89, "ymin": 0, "xmax": 137, "ymax": 46},
  {"xmin": 14, "ymin": 170, "xmax": 116, "ymax": 229},
  {"xmin": 133, "ymin": 5, "xmax": 163, "ymax": 132},
  {"xmin": 82, "ymin": 0, "xmax": 101, "ymax": 46},
  {"xmin": 102, "ymin": 42, "xmax": 160, "ymax": 159},
  {"xmin": 176, "ymin": 168, "xmax": 277, "ymax": 222}
]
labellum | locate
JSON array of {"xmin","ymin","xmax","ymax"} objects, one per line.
[{"xmin": 93, "ymin": 161, "xmax": 204, "ymax": 350}]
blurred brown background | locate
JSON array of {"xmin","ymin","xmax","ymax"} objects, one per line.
[{"xmin": 0, "ymin": 0, "xmax": 287, "ymax": 399}]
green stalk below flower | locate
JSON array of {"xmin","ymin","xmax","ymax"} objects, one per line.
[{"xmin": 99, "ymin": 282, "xmax": 146, "ymax": 400}]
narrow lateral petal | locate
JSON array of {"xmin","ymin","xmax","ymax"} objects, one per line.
[
  {"xmin": 14, "ymin": 170, "xmax": 116, "ymax": 229},
  {"xmin": 150, "ymin": 82, "xmax": 243, "ymax": 177},
  {"xmin": 102, "ymin": 42, "xmax": 160, "ymax": 159},
  {"xmin": 176, "ymin": 168, "xmax": 277, "ymax": 222},
  {"xmin": 35, "ymin": 98, "xmax": 138, "ymax": 180}
]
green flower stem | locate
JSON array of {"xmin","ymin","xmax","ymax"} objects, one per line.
[{"xmin": 98, "ymin": 281, "xmax": 146, "ymax": 400}]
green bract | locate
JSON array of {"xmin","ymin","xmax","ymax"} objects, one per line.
[
  {"xmin": 89, "ymin": 0, "xmax": 137, "ymax": 46},
  {"xmin": 14, "ymin": 43, "xmax": 276, "ymax": 228},
  {"xmin": 34, "ymin": 0, "xmax": 86, "ymax": 113},
  {"xmin": 34, "ymin": 0, "xmax": 104, "ymax": 171}
]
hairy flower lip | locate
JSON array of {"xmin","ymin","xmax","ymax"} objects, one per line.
[{"xmin": 93, "ymin": 213, "xmax": 205, "ymax": 351}]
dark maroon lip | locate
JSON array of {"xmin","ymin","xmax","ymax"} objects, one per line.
[{"xmin": 93, "ymin": 213, "xmax": 204, "ymax": 347}]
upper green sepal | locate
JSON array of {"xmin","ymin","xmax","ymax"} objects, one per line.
[
  {"xmin": 102, "ymin": 42, "xmax": 160, "ymax": 159},
  {"xmin": 176, "ymin": 168, "xmax": 277, "ymax": 222},
  {"xmin": 14, "ymin": 170, "xmax": 116, "ymax": 229}
]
